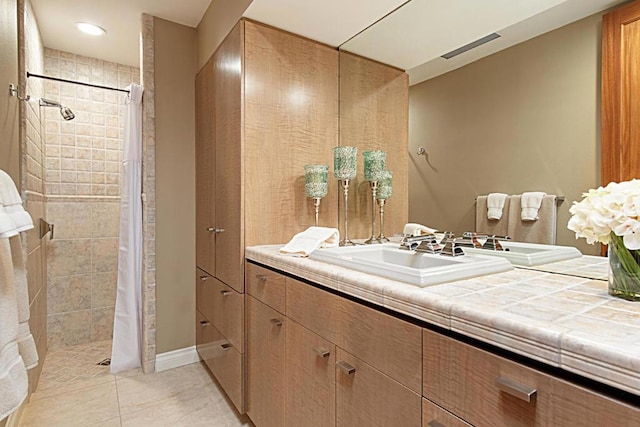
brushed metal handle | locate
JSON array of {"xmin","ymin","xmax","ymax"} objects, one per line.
[
  {"xmin": 214, "ymin": 228, "xmax": 225, "ymax": 233},
  {"xmin": 206, "ymin": 227, "xmax": 215, "ymax": 232},
  {"xmin": 427, "ymin": 421, "xmax": 445, "ymax": 427},
  {"xmin": 199, "ymin": 275, "xmax": 210, "ymax": 281},
  {"xmin": 220, "ymin": 290, "xmax": 231, "ymax": 296},
  {"xmin": 336, "ymin": 361, "xmax": 356, "ymax": 375},
  {"xmin": 256, "ymin": 274, "xmax": 267, "ymax": 282},
  {"xmin": 313, "ymin": 347, "xmax": 330, "ymax": 358},
  {"xmin": 496, "ymin": 377, "xmax": 537, "ymax": 403},
  {"xmin": 270, "ymin": 318, "xmax": 283, "ymax": 327},
  {"xmin": 199, "ymin": 320, "xmax": 210, "ymax": 326},
  {"xmin": 220, "ymin": 342, "xmax": 232, "ymax": 350}
]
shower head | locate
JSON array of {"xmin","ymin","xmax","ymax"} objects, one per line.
[{"xmin": 39, "ymin": 98, "xmax": 75, "ymax": 121}]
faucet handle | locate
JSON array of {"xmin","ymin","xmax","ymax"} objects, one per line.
[{"xmin": 484, "ymin": 235, "xmax": 511, "ymax": 251}]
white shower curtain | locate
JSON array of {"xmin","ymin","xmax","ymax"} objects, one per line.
[{"xmin": 111, "ymin": 84, "xmax": 143, "ymax": 374}]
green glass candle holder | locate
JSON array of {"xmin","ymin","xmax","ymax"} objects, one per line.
[
  {"xmin": 363, "ymin": 150, "xmax": 386, "ymax": 182},
  {"xmin": 304, "ymin": 165, "xmax": 328, "ymax": 226},
  {"xmin": 333, "ymin": 146, "xmax": 357, "ymax": 180}
]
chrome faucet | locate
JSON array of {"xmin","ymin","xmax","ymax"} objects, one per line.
[{"xmin": 400, "ymin": 234, "xmax": 442, "ymax": 254}]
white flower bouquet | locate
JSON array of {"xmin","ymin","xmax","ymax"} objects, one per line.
[{"xmin": 568, "ymin": 179, "xmax": 640, "ymax": 300}]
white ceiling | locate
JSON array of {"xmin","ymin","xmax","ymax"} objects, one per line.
[
  {"xmin": 30, "ymin": 0, "xmax": 212, "ymax": 66},
  {"xmin": 30, "ymin": 0, "xmax": 626, "ymax": 82}
]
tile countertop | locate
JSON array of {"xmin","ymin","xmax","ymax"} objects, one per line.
[{"xmin": 245, "ymin": 245, "xmax": 640, "ymax": 397}]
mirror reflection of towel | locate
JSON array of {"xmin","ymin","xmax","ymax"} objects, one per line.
[
  {"xmin": 508, "ymin": 195, "xmax": 557, "ymax": 244},
  {"xmin": 521, "ymin": 191, "xmax": 546, "ymax": 221}
]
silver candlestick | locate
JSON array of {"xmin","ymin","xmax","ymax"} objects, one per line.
[
  {"xmin": 377, "ymin": 198, "xmax": 389, "ymax": 242},
  {"xmin": 339, "ymin": 179, "xmax": 356, "ymax": 246},
  {"xmin": 365, "ymin": 181, "xmax": 382, "ymax": 244}
]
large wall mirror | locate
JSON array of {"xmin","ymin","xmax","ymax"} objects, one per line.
[{"xmin": 339, "ymin": 0, "xmax": 627, "ymax": 257}]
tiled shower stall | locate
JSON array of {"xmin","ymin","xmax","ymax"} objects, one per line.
[{"xmin": 41, "ymin": 48, "xmax": 139, "ymax": 348}]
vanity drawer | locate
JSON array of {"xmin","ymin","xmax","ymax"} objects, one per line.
[
  {"xmin": 422, "ymin": 398, "xmax": 471, "ymax": 427},
  {"xmin": 246, "ymin": 262, "xmax": 286, "ymax": 313},
  {"xmin": 287, "ymin": 277, "xmax": 422, "ymax": 393},
  {"xmin": 196, "ymin": 310, "xmax": 244, "ymax": 413},
  {"xmin": 336, "ymin": 348, "xmax": 421, "ymax": 427},
  {"xmin": 423, "ymin": 328, "xmax": 552, "ymax": 426},
  {"xmin": 196, "ymin": 268, "xmax": 244, "ymax": 352}
]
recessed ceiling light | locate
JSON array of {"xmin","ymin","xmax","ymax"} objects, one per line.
[{"xmin": 76, "ymin": 22, "xmax": 106, "ymax": 36}]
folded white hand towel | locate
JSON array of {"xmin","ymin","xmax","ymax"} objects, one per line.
[
  {"xmin": 487, "ymin": 193, "xmax": 508, "ymax": 220},
  {"xmin": 0, "ymin": 170, "xmax": 33, "ymax": 238},
  {"xmin": 403, "ymin": 223, "xmax": 438, "ymax": 237},
  {"xmin": 280, "ymin": 226, "xmax": 340, "ymax": 257},
  {"xmin": 521, "ymin": 192, "xmax": 546, "ymax": 221}
]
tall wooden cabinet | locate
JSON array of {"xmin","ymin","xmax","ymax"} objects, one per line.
[
  {"xmin": 602, "ymin": 0, "xmax": 640, "ymax": 184},
  {"xmin": 195, "ymin": 19, "xmax": 340, "ymax": 414}
]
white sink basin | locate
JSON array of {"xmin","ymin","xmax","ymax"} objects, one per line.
[
  {"xmin": 462, "ymin": 241, "xmax": 582, "ymax": 266},
  {"xmin": 309, "ymin": 243, "xmax": 512, "ymax": 287}
]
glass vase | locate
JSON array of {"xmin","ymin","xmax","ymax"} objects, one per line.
[{"xmin": 608, "ymin": 232, "xmax": 640, "ymax": 301}]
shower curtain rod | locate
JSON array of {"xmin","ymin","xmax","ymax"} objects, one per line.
[{"xmin": 26, "ymin": 72, "xmax": 130, "ymax": 94}]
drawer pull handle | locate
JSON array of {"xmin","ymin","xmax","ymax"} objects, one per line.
[
  {"xmin": 336, "ymin": 361, "xmax": 356, "ymax": 375},
  {"xmin": 427, "ymin": 421, "xmax": 445, "ymax": 427},
  {"xmin": 496, "ymin": 377, "xmax": 537, "ymax": 403},
  {"xmin": 214, "ymin": 228, "xmax": 225, "ymax": 233},
  {"xmin": 256, "ymin": 274, "xmax": 267, "ymax": 282},
  {"xmin": 270, "ymin": 318, "xmax": 283, "ymax": 327},
  {"xmin": 199, "ymin": 275, "xmax": 210, "ymax": 281},
  {"xmin": 199, "ymin": 320, "xmax": 210, "ymax": 326},
  {"xmin": 220, "ymin": 290, "xmax": 231, "ymax": 296},
  {"xmin": 206, "ymin": 227, "xmax": 215, "ymax": 232},
  {"xmin": 313, "ymin": 347, "xmax": 330, "ymax": 358}
]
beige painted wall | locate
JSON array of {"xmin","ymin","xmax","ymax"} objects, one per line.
[
  {"xmin": 408, "ymin": 12, "xmax": 605, "ymax": 255},
  {"xmin": 196, "ymin": 0, "xmax": 252, "ymax": 71},
  {"xmin": 154, "ymin": 17, "xmax": 197, "ymax": 353},
  {"xmin": 1, "ymin": 0, "xmax": 19, "ymax": 186}
]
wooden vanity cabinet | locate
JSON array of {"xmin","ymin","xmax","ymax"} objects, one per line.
[{"xmin": 196, "ymin": 17, "xmax": 340, "ymax": 414}]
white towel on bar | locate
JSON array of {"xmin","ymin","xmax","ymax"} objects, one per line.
[
  {"xmin": 0, "ymin": 170, "xmax": 36, "ymax": 420},
  {"xmin": 280, "ymin": 226, "xmax": 339, "ymax": 257},
  {"xmin": 0, "ymin": 170, "xmax": 33, "ymax": 238},
  {"xmin": 521, "ymin": 191, "xmax": 546, "ymax": 221},
  {"xmin": 487, "ymin": 193, "xmax": 508, "ymax": 220}
]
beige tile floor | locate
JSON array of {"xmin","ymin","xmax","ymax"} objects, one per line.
[{"xmin": 20, "ymin": 341, "xmax": 252, "ymax": 426}]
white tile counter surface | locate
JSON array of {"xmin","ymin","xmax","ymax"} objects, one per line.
[{"xmin": 246, "ymin": 245, "xmax": 640, "ymax": 397}]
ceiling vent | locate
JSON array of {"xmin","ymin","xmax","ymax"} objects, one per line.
[{"xmin": 441, "ymin": 33, "xmax": 501, "ymax": 59}]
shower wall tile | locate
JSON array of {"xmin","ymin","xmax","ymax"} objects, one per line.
[
  {"xmin": 92, "ymin": 202, "xmax": 120, "ymax": 238},
  {"xmin": 43, "ymin": 48, "xmax": 139, "ymax": 198},
  {"xmin": 47, "ymin": 239, "xmax": 92, "ymax": 276},
  {"xmin": 48, "ymin": 310, "xmax": 91, "ymax": 347},
  {"xmin": 46, "ymin": 199, "xmax": 120, "ymax": 348},
  {"xmin": 48, "ymin": 274, "xmax": 91, "ymax": 314},
  {"xmin": 91, "ymin": 307, "xmax": 115, "ymax": 342},
  {"xmin": 92, "ymin": 271, "xmax": 117, "ymax": 308}
]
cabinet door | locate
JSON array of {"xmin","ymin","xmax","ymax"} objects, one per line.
[
  {"xmin": 423, "ymin": 329, "xmax": 552, "ymax": 426},
  {"xmin": 336, "ymin": 348, "xmax": 421, "ymax": 427},
  {"xmin": 551, "ymin": 376, "xmax": 640, "ymax": 426},
  {"xmin": 213, "ymin": 21, "xmax": 244, "ymax": 292},
  {"xmin": 602, "ymin": 0, "xmax": 640, "ymax": 184},
  {"xmin": 195, "ymin": 59, "xmax": 215, "ymax": 275},
  {"xmin": 285, "ymin": 320, "xmax": 336, "ymax": 427},
  {"xmin": 195, "ymin": 310, "xmax": 244, "ymax": 413},
  {"xmin": 246, "ymin": 295, "xmax": 286, "ymax": 427}
]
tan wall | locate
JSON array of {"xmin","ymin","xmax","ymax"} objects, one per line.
[
  {"xmin": 154, "ymin": 17, "xmax": 197, "ymax": 353},
  {"xmin": 1, "ymin": 0, "xmax": 19, "ymax": 186},
  {"xmin": 196, "ymin": 0, "xmax": 252, "ymax": 71},
  {"xmin": 408, "ymin": 12, "xmax": 604, "ymax": 255}
]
